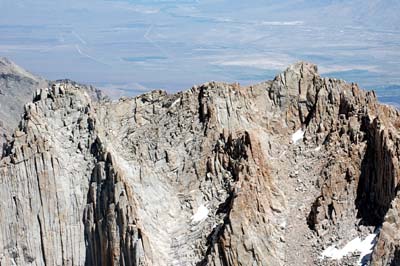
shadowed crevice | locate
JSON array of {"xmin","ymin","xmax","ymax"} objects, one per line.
[{"xmin": 356, "ymin": 117, "xmax": 398, "ymax": 226}]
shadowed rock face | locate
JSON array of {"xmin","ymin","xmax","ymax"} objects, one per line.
[{"xmin": 0, "ymin": 61, "xmax": 400, "ymax": 266}]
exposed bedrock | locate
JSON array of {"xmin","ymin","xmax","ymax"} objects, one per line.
[{"xmin": 1, "ymin": 62, "xmax": 400, "ymax": 266}]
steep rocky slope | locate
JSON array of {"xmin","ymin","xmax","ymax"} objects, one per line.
[
  {"xmin": 1, "ymin": 62, "xmax": 400, "ymax": 266},
  {"xmin": 0, "ymin": 57, "xmax": 106, "ymax": 151},
  {"xmin": 0, "ymin": 57, "xmax": 49, "ymax": 148}
]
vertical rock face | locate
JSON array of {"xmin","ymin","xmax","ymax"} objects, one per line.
[
  {"xmin": 0, "ymin": 85, "xmax": 96, "ymax": 265},
  {"xmin": 1, "ymin": 61, "xmax": 400, "ymax": 266},
  {"xmin": 84, "ymin": 140, "xmax": 150, "ymax": 266},
  {"xmin": 356, "ymin": 115, "xmax": 400, "ymax": 226}
]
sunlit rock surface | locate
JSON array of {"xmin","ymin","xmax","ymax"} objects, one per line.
[{"xmin": 1, "ymin": 62, "xmax": 400, "ymax": 266}]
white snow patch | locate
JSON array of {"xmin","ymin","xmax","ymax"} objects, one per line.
[
  {"xmin": 191, "ymin": 204, "xmax": 209, "ymax": 223},
  {"xmin": 170, "ymin": 98, "xmax": 181, "ymax": 108},
  {"xmin": 279, "ymin": 221, "xmax": 287, "ymax": 229},
  {"xmin": 321, "ymin": 233, "xmax": 378, "ymax": 265},
  {"xmin": 291, "ymin": 129, "xmax": 304, "ymax": 144}
]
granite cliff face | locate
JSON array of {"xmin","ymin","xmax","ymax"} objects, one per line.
[{"xmin": 0, "ymin": 62, "xmax": 400, "ymax": 266}]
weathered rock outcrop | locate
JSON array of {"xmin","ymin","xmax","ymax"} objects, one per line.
[
  {"xmin": 0, "ymin": 57, "xmax": 49, "ymax": 149},
  {"xmin": 0, "ymin": 58, "xmax": 106, "ymax": 151},
  {"xmin": 1, "ymin": 62, "xmax": 400, "ymax": 266},
  {"xmin": 0, "ymin": 85, "xmax": 96, "ymax": 265}
]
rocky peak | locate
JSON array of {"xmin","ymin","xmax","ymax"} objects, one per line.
[
  {"xmin": 0, "ymin": 58, "xmax": 109, "ymax": 152},
  {"xmin": 0, "ymin": 62, "xmax": 400, "ymax": 266},
  {"xmin": 0, "ymin": 57, "xmax": 49, "ymax": 150}
]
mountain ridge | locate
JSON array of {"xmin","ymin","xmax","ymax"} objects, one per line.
[
  {"xmin": 0, "ymin": 57, "xmax": 49, "ymax": 150},
  {"xmin": 0, "ymin": 61, "xmax": 400, "ymax": 266},
  {"xmin": 0, "ymin": 57, "xmax": 107, "ymax": 151}
]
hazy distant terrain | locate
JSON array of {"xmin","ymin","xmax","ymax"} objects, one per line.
[
  {"xmin": 373, "ymin": 85, "xmax": 400, "ymax": 108},
  {"xmin": 0, "ymin": 0, "xmax": 399, "ymax": 99}
]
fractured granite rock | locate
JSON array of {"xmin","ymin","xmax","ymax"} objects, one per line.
[{"xmin": 0, "ymin": 62, "xmax": 400, "ymax": 266}]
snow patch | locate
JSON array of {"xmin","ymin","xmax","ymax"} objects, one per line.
[
  {"xmin": 170, "ymin": 98, "xmax": 181, "ymax": 108},
  {"xmin": 321, "ymin": 233, "xmax": 378, "ymax": 265},
  {"xmin": 291, "ymin": 129, "xmax": 304, "ymax": 144},
  {"xmin": 279, "ymin": 221, "xmax": 287, "ymax": 229},
  {"xmin": 191, "ymin": 204, "xmax": 209, "ymax": 223}
]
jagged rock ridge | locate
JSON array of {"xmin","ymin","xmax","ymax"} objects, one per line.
[
  {"xmin": 0, "ymin": 62, "xmax": 400, "ymax": 266},
  {"xmin": 0, "ymin": 57, "xmax": 49, "ymax": 148},
  {"xmin": 0, "ymin": 57, "xmax": 106, "ymax": 151}
]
